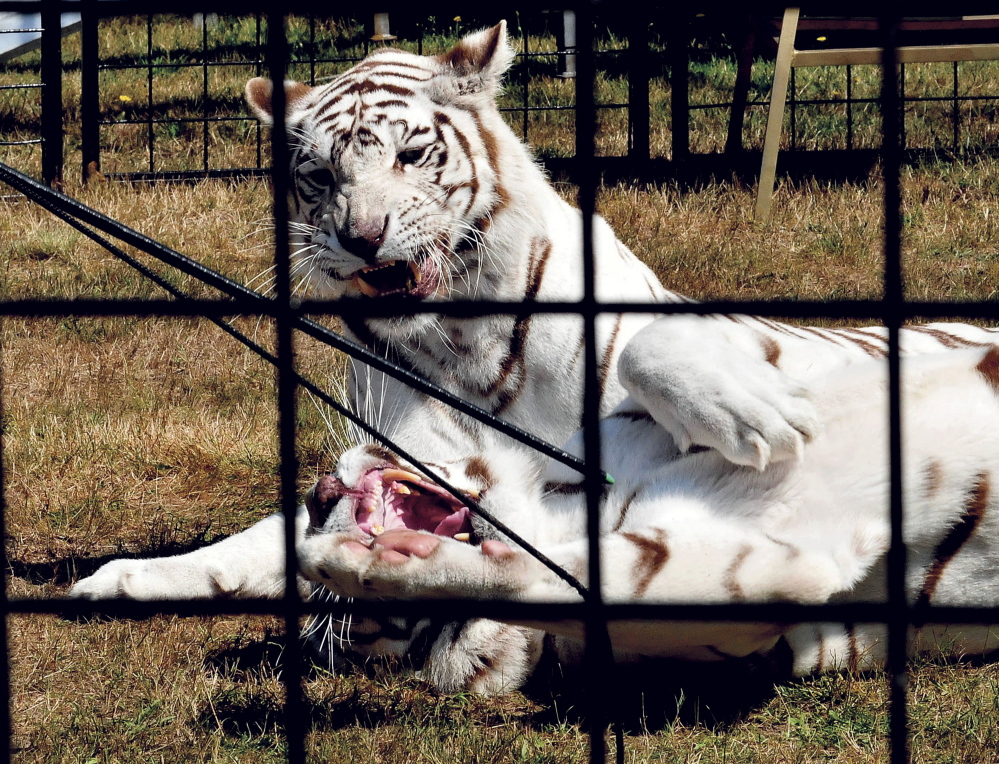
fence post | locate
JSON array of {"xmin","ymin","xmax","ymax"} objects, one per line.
[
  {"xmin": 81, "ymin": 0, "xmax": 101, "ymax": 183},
  {"xmin": 628, "ymin": 12, "xmax": 650, "ymax": 162},
  {"xmin": 668, "ymin": 13, "xmax": 689, "ymax": 173},
  {"xmin": 40, "ymin": 0, "xmax": 64, "ymax": 187}
]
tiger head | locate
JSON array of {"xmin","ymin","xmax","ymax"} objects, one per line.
[{"xmin": 246, "ymin": 23, "xmax": 520, "ymax": 330}]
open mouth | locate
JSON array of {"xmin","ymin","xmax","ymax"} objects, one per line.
[
  {"xmin": 353, "ymin": 260, "xmax": 427, "ymax": 298},
  {"xmin": 352, "ymin": 467, "xmax": 476, "ymax": 543}
]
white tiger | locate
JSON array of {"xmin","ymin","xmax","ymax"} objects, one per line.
[
  {"xmin": 71, "ymin": 23, "xmax": 999, "ymax": 694},
  {"xmin": 302, "ymin": 343, "xmax": 999, "ymax": 682}
]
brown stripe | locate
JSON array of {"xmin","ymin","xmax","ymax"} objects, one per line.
[
  {"xmin": 472, "ymin": 112, "xmax": 510, "ymax": 217},
  {"xmin": 487, "ymin": 238, "xmax": 553, "ymax": 413},
  {"xmin": 612, "ymin": 489, "xmax": 640, "ymax": 532},
  {"xmin": 621, "ymin": 530, "xmax": 670, "ymax": 598},
  {"xmin": 831, "ymin": 328, "xmax": 888, "ymax": 358},
  {"xmin": 923, "ymin": 460, "xmax": 944, "ymax": 499},
  {"xmin": 915, "ymin": 472, "xmax": 990, "ymax": 608},
  {"xmin": 907, "ymin": 325, "xmax": 987, "ymax": 349},
  {"xmin": 765, "ymin": 534, "xmax": 801, "ymax": 560},
  {"xmin": 761, "ymin": 336, "xmax": 781, "ymax": 367},
  {"xmin": 463, "ymin": 456, "xmax": 495, "ymax": 490},
  {"xmin": 975, "ymin": 345, "xmax": 999, "ymax": 394},
  {"xmin": 597, "ymin": 315, "xmax": 624, "ymax": 400},
  {"xmin": 543, "ymin": 481, "xmax": 586, "ymax": 496},
  {"xmin": 756, "ymin": 317, "xmax": 797, "ymax": 336},
  {"xmin": 723, "ymin": 545, "xmax": 752, "ymax": 601},
  {"xmin": 434, "ymin": 111, "xmax": 479, "ymax": 201},
  {"xmin": 363, "ymin": 444, "xmax": 395, "ymax": 462}
]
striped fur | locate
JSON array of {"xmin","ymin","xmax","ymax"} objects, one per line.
[
  {"xmin": 305, "ymin": 347, "xmax": 999, "ymax": 680},
  {"xmin": 73, "ymin": 24, "xmax": 999, "ymax": 695}
]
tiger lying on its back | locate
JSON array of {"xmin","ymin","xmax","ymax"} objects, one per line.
[
  {"xmin": 303, "ymin": 344, "xmax": 999, "ymax": 688},
  {"xmin": 71, "ymin": 22, "xmax": 999, "ymax": 694}
]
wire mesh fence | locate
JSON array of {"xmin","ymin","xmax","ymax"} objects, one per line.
[
  {"xmin": 2, "ymin": 2, "xmax": 999, "ymax": 764},
  {"xmin": 5, "ymin": 3, "xmax": 999, "ymax": 186}
]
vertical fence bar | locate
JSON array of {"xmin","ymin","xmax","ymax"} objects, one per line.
[
  {"xmin": 668, "ymin": 13, "xmax": 688, "ymax": 170},
  {"xmin": 879, "ymin": 8, "xmax": 909, "ymax": 764},
  {"xmin": 521, "ymin": 21, "xmax": 529, "ymax": 142},
  {"xmin": 952, "ymin": 61, "xmax": 959, "ymax": 151},
  {"xmin": 265, "ymin": 10, "xmax": 307, "ymax": 764},
  {"xmin": 847, "ymin": 64, "xmax": 854, "ymax": 150},
  {"xmin": 146, "ymin": 15, "xmax": 154, "ymax": 173},
  {"xmin": 0, "ymin": 313, "xmax": 10, "ymax": 764},
  {"xmin": 40, "ymin": 0, "xmax": 64, "ymax": 186},
  {"xmin": 575, "ymin": 4, "xmax": 612, "ymax": 763},
  {"xmin": 790, "ymin": 68, "xmax": 796, "ymax": 151},
  {"xmin": 202, "ymin": 14, "xmax": 210, "ymax": 173},
  {"xmin": 627, "ymin": 11, "xmax": 650, "ymax": 161},
  {"xmin": 898, "ymin": 62, "xmax": 906, "ymax": 151},
  {"xmin": 255, "ymin": 13, "xmax": 263, "ymax": 170},
  {"xmin": 81, "ymin": 0, "xmax": 101, "ymax": 183}
]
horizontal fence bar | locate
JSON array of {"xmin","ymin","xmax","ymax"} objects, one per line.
[
  {"xmin": 11, "ymin": 596, "xmax": 999, "ymax": 624},
  {"xmin": 2, "ymin": 297, "xmax": 998, "ymax": 321}
]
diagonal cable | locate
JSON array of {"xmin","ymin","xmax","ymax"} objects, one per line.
[
  {"xmin": 0, "ymin": 160, "xmax": 610, "ymax": 484},
  {"xmin": 0, "ymin": 164, "xmax": 589, "ymax": 599}
]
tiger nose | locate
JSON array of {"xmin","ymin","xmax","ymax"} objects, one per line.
[{"xmin": 339, "ymin": 215, "xmax": 388, "ymax": 263}]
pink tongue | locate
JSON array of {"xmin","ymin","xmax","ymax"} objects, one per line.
[{"xmin": 433, "ymin": 506, "xmax": 471, "ymax": 537}]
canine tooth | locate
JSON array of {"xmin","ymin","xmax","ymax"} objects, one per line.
[
  {"xmin": 382, "ymin": 469, "xmax": 421, "ymax": 483},
  {"xmin": 394, "ymin": 484, "xmax": 412, "ymax": 495},
  {"xmin": 409, "ymin": 261, "xmax": 422, "ymax": 283},
  {"xmin": 354, "ymin": 276, "xmax": 380, "ymax": 297},
  {"xmin": 371, "ymin": 525, "xmax": 385, "ymax": 536},
  {"xmin": 453, "ymin": 533, "xmax": 470, "ymax": 543}
]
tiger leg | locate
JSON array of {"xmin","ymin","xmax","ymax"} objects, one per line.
[{"xmin": 69, "ymin": 506, "xmax": 311, "ymax": 600}]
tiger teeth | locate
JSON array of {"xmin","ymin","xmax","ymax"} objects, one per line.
[
  {"xmin": 371, "ymin": 525, "xmax": 385, "ymax": 536},
  {"xmin": 409, "ymin": 261, "xmax": 422, "ymax": 284},
  {"xmin": 354, "ymin": 275, "xmax": 380, "ymax": 297},
  {"xmin": 453, "ymin": 533, "xmax": 470, "ymax": 543},
  {"xmin": 394, "ymin": 484, "xmax": 412, "ymax": 495},
  {"xmin": 382, "ymin": 469, "xmax": 421, "ymax": 483}
]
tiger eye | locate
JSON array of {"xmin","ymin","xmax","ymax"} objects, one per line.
[
  {"xmin": 397, "ymin": 147, "xmax": 426, "ymax": 166},
  {"xmin": 309, "ymin": 167, "xmax": 335, "ymax": 187}
]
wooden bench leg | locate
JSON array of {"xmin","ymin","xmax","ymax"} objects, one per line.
[{"xmin": 756, "ymin": 7, "xmax": 800, "ymax": 222}]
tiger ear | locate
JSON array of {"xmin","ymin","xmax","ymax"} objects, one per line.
[
  {"xmin": 436, "ymin": 21, "xmax": 513, "ymax": 99},
  {"xmin": 245, "ymin": 78, "xmax": 313, "ymax": 125}
]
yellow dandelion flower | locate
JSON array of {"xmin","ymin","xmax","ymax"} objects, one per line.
[
  {"xmin": 453, "ymin": 16, "xmax": 461, "ymax": 22},
  {"xmin": 119, "ymin": 95, "xmax": 132, "ymax": 103},
  {"xmin": 816, "ymin": 36, "xmax": 827, "ymax": 42}
]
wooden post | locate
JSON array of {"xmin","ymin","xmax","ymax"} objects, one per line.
[{"xmin": 756, "ymin": 7, "xmax": 800, "ymax": 222}]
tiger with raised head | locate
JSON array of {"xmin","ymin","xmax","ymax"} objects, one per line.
[{"xmin": 72, "ymin": 23, "xmax": 999, "ymax": 694}]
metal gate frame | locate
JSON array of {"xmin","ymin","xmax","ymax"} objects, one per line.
[{"xmin": 3, "ymin": 3, "xmax": 999, "ymax": 764}]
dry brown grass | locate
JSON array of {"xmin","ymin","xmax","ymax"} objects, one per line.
[
  {"xmin": 3, "ymin": 13, "xmax": 999, "ymax": 764},
  {"xmin": 4, "ymin": 155, "xmax": 999, "ymax": 762}
]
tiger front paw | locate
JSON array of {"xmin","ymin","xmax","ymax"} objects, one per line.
[{"xmin": 299, "ymin": 529, "xmax": 519, "ymax": 600}]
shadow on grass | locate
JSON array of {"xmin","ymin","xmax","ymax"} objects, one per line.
[
  {"xmin": 7, "ymin": 527, "xmax": 225, "ymax": 588},
  {"xmin": 194, "ymin": 626, "xmax": 788, "ymax": 741},
  {"xmin": 526, "ymin": 646, "xmax": 787, "ymax": 734}
]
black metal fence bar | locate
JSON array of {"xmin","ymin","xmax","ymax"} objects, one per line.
[
  {"xmin": 39, "ymin": 1, "xmax": 61, "ymax": 185},
  {"xmin": 3, "ymin": 2, "xmax": 999, "ymax": 763},
  {"xmin": 880, "ymin": 10, "xmax": 908, "ymax": 764}
]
